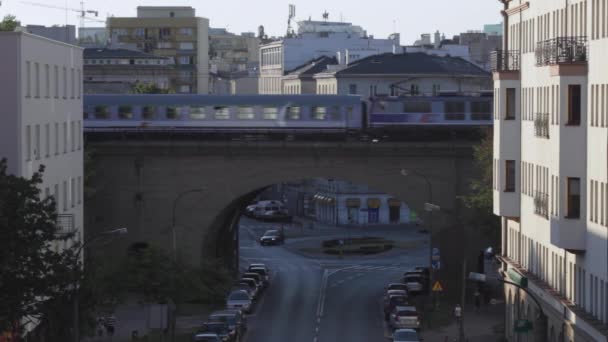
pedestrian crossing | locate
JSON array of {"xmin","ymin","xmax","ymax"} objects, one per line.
[{"xmin": 239, "ymin": 257, "xmax": 419, "ymax": 274}]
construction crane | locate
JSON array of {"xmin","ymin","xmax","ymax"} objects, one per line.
[{"xmin": 20, "ymin": 1, "xmax": 102, "ymax": 30}]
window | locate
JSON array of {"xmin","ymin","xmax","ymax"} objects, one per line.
[
  {"xmin": 142, "ymin": 106, "xmax": 157, "ymax": 120},
  {"xmin": 77, "ymin": 69, "xmax": 81, "ymax": 99},
  {"xmin": 446, "ymin": 101, "xmax": 466, "ymax": 120},
  {"xmin": 54, "ymin": 184, "xmax": 59, "ymax": 208},
  {"xmin": 471, "ymin": 101, "xmax": 493, "ymax": 120},
  {"xmin": 63, "ymin": 122, "xmax": 67, "ymax": 154},
  {"xmin": 25, "ymin": 61, "xmax": 31, "ymax": 97},
  {"xmin": 287, "ymin": 106, "xmax": 301, "ymax": 120},
  {"xmin": 70, "ymin": 178, "xmax": 75, "ymax": 208},
  {"xmin": 505, "ymin": 160, "xmax": 516, "ymax": 192},
  {"xmin": 133, "ymin": 28, "xmax": 145, "ymax": 37},
  {"xmin": 179, "ymin": 85, "xmax": 191, "ymax": 93},
  {"xmin": 70, "ymin": 121, "xmax": 75, "ymax": 151},
  {"xmin": 214, "ymin": 106, "xmax": 230, "ymax": 120},
  {"xmin": 62, "ymin": 67, "xmax": 67, "ymax": 99},
  {"xmin": 410, "ymin": 84, "xmax": 419, "ymax": 95},
  {"xmin": 159, "ymin": 27, "xmax": 171, "ymax": 38},
  {"xmin": 77, "ymin": 176, "xmax": 82, "ymax": 204},
  {"xmin": 349, "ymin": 84, "xmax": 357, "ymax": 95},
  {"xmin": 179, "ymin": 28, "xmax": 194, "ymax": 36},
  {"xmin": 44, "ymin": 64, "xmax": 50, "ymax": 98},
  {"xmin": 157, "ymin": 41, "xmax": 173, "ymax": 49},
  {"xmin": 263, "ymin": 107, "xmax": 278, "ymax": 120},
  {"xmin": 34, "ymin": 62, "xmax": 40, "ymax": 98},
  {"xmin": 312, "ymin": 107, "xmax": 327, "ymax": 120},
  {"xmin": 62, "ymin": 181, "xmax": 67, "ymax": 211},
  {"xmin": 45, "ymin": 123, "xmax": 50, "ymax": 157},
  {"xmin": 568, "ymin": 85, "xmax": 582, "ymax": 125},
  {"xmin": 25, "ymin": 125, "xmax": 31, "ymax": 161},
  {"xmin": 70, "ymin": 68, "xmax": 75, "ymax": 99},
  {"xmin": 54, "ymin": 66, "xmax": 59, "ymax": 98},
  {"xmin": 94, "ymin": 105, "xmax": 109, "ymax": 119},
  {"xmin": 506, "ymin": 88, "xmax": 516, "ymax": 120},
  {"xmin": 118, "ymin": 105, "xmax": 134, "ymax": 119},
  {"xmin": 54, "ymin": 123, "xmax": 59, "ymax": 155},
  {"xmin": 77, "ymin": 121, "xmax": 81, "ymax": 150},
  {"xmin": 34, "ymin": 125, "xmax": 40, "ymax": 160},
  {"xmin": 165, "ymin": 107, "xmax": 178, "ymax": 119},
  {"xmin": 567, "ymin": 177, "xmax": 581, "ymax": 218},
  {"xmin": 179, "ymin": 42, "xmax": 194, "ymax": 50},
  {"xmin": 237, "ymin": 107, "xmax": 255, "ymax": 119},
  {"xmin": 189, "ymin": 106, "xmax": 207, "ymax": 119},
  {"xmin": 403, "ymin": 101, "xmax": 431, "ymax": 113}
]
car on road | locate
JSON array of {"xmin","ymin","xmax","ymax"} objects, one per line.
[
  {"xmin": 244, "ymin": 204, "xmax": 257, "ymax": 217},
  {"xmin": 233, "ymin": 281, "xmax": 258, "ymax": 300},
  {"xmin": 198, "ymin": 322, "xmax": 236, "ymax": 342},
  {"xmin": 384, "ymin": 294, "xmax": 409, "ymax": 320},
  {"xmin": 402, "ymin": 275, "xmax": 425, "ymax": 294},
  {"xmin": 242, "ymin": 272, "xmax": 266, "ymax": 289},
  {"xmin": 192, "ymin": 333, "xmax": 222, "ymax": 342},
  {"xmin": 385, "ymin": 283, "xmax": 409, "ymax": 293},
  {"xmin": 248, "ymin": 267, "xmax": 269, "ymax": 283},
  {"xmin": 392, "ymin": 328, "xmax": 421, "ymax": 342},
  {"xmin": 226, "ymin": 290, "xmax": 253, "ymax": 313},
  {"xmin": 414, "ymin": 266, "xmax": 430, "ymax": 277},
  {"xmin": 240, "ymin": 277, "xmax": 262, "ymax": 294},
  {"xmin": 389, "ymin": 306, "xmax": 421, "ymax": 330},
  {"xmin": 259, "ymin": 229, "xmax": 285, "ymax": 246},
  {"xmin": 208, "ymin": 310, "xmax": 247, "ymax": 337},
  {"xmin": 385, "ymin": 289, "xmax": 408, "ymax": 299},
  {"xmin": 248, "ymin": 263, "xmax": 269, "ymax": 273}
]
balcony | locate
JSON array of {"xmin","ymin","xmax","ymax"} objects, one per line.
[
  {"xmin": 490, "ymin": 50, "xmax": 520, "ymax": 72},
  {"xmin": 535, "ymin": 36, "xmax": 588, "ymax": 66},
  {"xmin": 534, "ymin": 113, "xmax": 550, "ymax": 138},
  {"xmin": 534, "ymin": 191, "xmax": 549, "ymax": 219}
]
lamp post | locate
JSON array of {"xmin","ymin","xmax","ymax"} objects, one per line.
[
  {"xmin": 171, "ymin": 189, "xmax": 204, "ymax": 261},
  {"xmin": 73, "ymin": 227, "xmax": 128, "ymax": 342},
  {"xmin": 400, "ymin": 169, "xmax": 434, "ymax": 294}
]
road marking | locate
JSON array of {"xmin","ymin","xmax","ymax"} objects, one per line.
[{"xmin": 316, "ymin": 269, "xmax": 329, "ymax": 317}]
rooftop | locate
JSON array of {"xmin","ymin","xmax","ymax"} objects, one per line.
[{"xmin": 285, "ymin": 56, "xmax": 338, "ymax": 76}]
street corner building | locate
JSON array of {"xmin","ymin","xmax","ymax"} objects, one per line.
[{"xmin": 492, "ymin": 0, "xmax": 608, "ymax": 341}]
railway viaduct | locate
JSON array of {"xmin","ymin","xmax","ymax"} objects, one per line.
[{"xmin": 84, "ymin": 136, "xmax": 481, "ymax": 268}]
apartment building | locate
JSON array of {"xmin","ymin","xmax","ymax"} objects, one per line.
[
  {"xmin": 0, "ymin": 32, "xmax": 84, "ymax": 246},
  {"xmin": 493, "ymin": 0, "xmax": 608, "ymax": 341},
  {"xmin": 107, "ymin": 6, "xmax": 209, "ymax": 94}
]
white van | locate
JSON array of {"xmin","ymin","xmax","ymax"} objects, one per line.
[{"xmin": 251, "ymin": 200, "xmax": 289, "ymax": 220}]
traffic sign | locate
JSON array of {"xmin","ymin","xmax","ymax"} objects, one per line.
[
  {"xmin": 431, "ymin": 260, "xmax": 441, "ymax": 270},
  {"xmin": 432, "ymin": 281, "xmax": 444, "ymax": 292},
  {"xmin": 432, "ymin": 247, "xmax": 440, "ymax": 256}
]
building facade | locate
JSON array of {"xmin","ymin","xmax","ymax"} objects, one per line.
[
  {"xmin": 25, "ymin": 24, "xmax": 77, "ymax": 45},
  {"xmin": 493, "ymin": 0, "xmax": 608, "ymax": 341},
  {"xmin": 83, "ymin": 48, "xmax": 172, "ymax": 93},
  {"xmin": 0, "ymin": 32, "xmax": 84, "ymax": 251},
  {"xmin": 209, "ymin": 28, "xmax": 260, "ymax": 94},
  {"xmin": 107, "ymin": 6, "xmax": 209, "ymax": 94},
  {"xmin": 258, "ymin": 19, "xmax": 400, "ymax": 94},
  {"xmin": 313, "ymin": 52, "xmax": 491, "ymax": 97}
]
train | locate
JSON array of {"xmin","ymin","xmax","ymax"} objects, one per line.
[{"xmin": 83, "ymin": 93, "xmax": 493, "ymax": 139}]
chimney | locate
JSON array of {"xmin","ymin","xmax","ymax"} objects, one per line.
[
  {"xmin": 434, "ymin": 30, "xmax": 441, "ymax": 49},
  {"xmin": 345, "ymin": 49, "xmax": 350, "ymax": 65}
]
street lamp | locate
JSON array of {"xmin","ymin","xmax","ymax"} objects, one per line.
[
  {"xmin": 171, "ymin": 189, "xmax": 204, "ymax": 261},
  {"xmin": 73, "ymin": 227, "xmax": 128, "ymax": 342}
]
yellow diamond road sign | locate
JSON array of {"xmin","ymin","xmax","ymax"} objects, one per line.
[{"xmin": 432, "ymin": 281, "xmax": 444, "ymax": 292}]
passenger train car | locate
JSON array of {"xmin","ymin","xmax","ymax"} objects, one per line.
[{"xmin": 83, "ymin": 93, "xmax": 492, "ymax": 136}]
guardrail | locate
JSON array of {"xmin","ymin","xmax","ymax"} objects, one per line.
[
  {"xmin": 534, "ymin": 113, "xmax": 550, "ymax": 138},
  {"xmin": 535, "ymin": 36, "xmax": 587, "ymax": 66},
  {"xmin": 534, "ymin": 192, "xmax": 549, "ymax": 219},
  {"xmin": 490, "ymin": 50, "xmax": 520, "ymax": 72}
]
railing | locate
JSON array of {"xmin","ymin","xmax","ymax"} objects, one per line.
[
  {"xmin": 535, "ymin": 36, "xmax": 587, "ymax": 66},
  {"xmin": 490, "ymin": 50, "xmax": 520, "ymax": 72},
  {"xmin": 534, "ymin": 192, "xmax": 549, "ymax": 219},
  {"xmin": 534, "ymin": 113, "xmax": 550, "ymax": 138}
]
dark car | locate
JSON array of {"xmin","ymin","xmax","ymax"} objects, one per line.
[
  {"xmin": 208, "ymin": 310, "xmax": 247, "ymax": 336},
  {"xmin": 259, "ymin": 229, "xmax": 285, "ymax": 246},
  {"xmin": 198, "ymin": 322, "xmax": 236, "ymax": 342},
  {"xmin": 384, "ymin": 294, "xmax": 409, "ymax": 320},
  {"xmin": 242, "ymin": 272, "xmax": 266, "ymax": 289},
  {"xmin": 239, "ymin": 278, "xmax": 262, "ymax": 296},
  {"xmin": 248, "ymin": 267, "xmax": 269, "ymax": 283}
]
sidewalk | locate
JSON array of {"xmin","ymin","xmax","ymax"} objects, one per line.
[{"xmin": 421, "ymin": 303, "xmax": 505, "ymax": 342}]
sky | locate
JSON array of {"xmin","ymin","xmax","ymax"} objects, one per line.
[{"xmin": 0, "ymin": 0, "xmax": 502, "ymax": 44}]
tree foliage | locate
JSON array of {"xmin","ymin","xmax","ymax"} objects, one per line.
[
  {"xmin": 0, "ymin": 15, "xmax": 19, "ymax": 31},
  {"xmin": 132, "ymin": 82, "xmax": 171, "ymax": 94},
  {"xmin": 0, "ymin": 159, "xmax": 81, "ymax": 335}
]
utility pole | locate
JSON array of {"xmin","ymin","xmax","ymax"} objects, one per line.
[{"xmin": 460, "ymin": 256, "xmax": 466, "ymax": 342}]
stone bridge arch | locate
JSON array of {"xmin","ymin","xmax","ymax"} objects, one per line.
[{"xmin": 85, "ymin": 139, "xmax": 476, "ymax": 268}]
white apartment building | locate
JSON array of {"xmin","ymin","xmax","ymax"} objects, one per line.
[
  {"xmin": 259, "ymin": 19, "xmax": 400, "ymax": 94},
  {"xmin": 0, "ymin": 32, "xmax": 84, "ymax": 243},
  {"xmin": 493, "ymin": 0, "xmax": 608, "ymax": 341}
]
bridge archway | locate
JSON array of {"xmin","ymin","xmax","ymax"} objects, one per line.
[{"xmin": 85, "ymin": 139, "xmax": 476, "ymax": 270}]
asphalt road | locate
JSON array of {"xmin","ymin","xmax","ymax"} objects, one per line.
[{"xmin": 238, "ymin": 216, "xmax": 429, "ymax": 342}]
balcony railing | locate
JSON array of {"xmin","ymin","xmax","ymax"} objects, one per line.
[
  {"xmin": 535, "ymin": 36, "xmax": 588, "ymax": 66},
  {"xmin": 490, "ymin": 50, "xmax": 520, "ymax": 72},
  {"xmin": 534, "ymin": 192, "xmax": 549, "ymax": 219},
  {"xmin": 534, "ymin": 113, "xmax": 550, "ymax": 138}
]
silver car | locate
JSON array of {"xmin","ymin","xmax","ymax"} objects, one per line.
[
  {"xmin": 402, "ymin": 275, "xmax": 424, "ymax": 293},
  {"xmin": 226, "ymin": 290, "xmax": 253, "ymax": 313},
  {"xmin": 392, "ymin": 328, "xmax": 421, "ymax": 342},
  {"xmin": 389, "ymin": 306, "xmax": 421, "ymax": 330},
  {"xmin": 192, "ymin": 333, "xmax": 222, "ymax": 342}
]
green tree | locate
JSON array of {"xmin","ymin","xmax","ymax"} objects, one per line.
[
  {"xmin": 132, "ymin": 82, "xmax": 171, "ymax": 94},
  {"xmin": 0, "ymin": 159, "xmax": 81, "ymax": 336},
  {"xmin": 0, "ymin": 15, "xmax": 19, "ymax": 31},
  {"xmin": 460, "ymin": 128, "xmax": 500, "ymax": 246}
]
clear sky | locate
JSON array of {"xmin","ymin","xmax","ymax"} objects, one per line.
[{"xmin": 1, "ymin": 0, "xmax": 502, "ymax": 44}]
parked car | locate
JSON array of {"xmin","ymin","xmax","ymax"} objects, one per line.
[
  {"xmin": 226, "ymin": 290, "xmax": 253, "ymax": 313},
  {"xmin": 248, "ymin": 267, "xmax": 270, "ymax": 283},
  {"xmin": 233, "ymin": 282, "xmax": 258, "ymax": 300},
  {"xmin": 384, "ymin": 294, "xmax": 409, "ymax": 320},
  {"xmin": 385, "ymin": 289, "xmax": 408, "ymax": 299},
  {"xmin": 259, "ymin": 229, "xmax": 285, "ymax": 246},
  {"xmin": 192, "ymin": 333, "xmax": 222, "ymax": 342},
  {"xmin": 248, "ymin": 263, "xmax": 269, "ymax": 274},
  {"xmin": 199, "ymin": 322, "xmax": 236, "ymax": 342},
  {"xmin": 392, "ymin": 328, "xmax": 422, "ymax": 342},
  {"xmin": 402, "ymin": 275, "xmax": 425, "ymax": 294},
  {"xmin": 240, "ymin": 277, "xmax": 262, "ymax": 294},
  {"xmin": 385, "ymin": 283, "xmax": 409, "ymax": 293},
  {"xmin": 242, "ymin": 272, "xmax": 266, "ymax": 289},
  {"xmin": 208, "ymin": 310, "xmax": 247, "ymax": 336},
  {"xmin": 414, "ymin": 266, "xmax": 430, "ymax": 277},
  {"xmin": 389, "ymin": 306, "xmax": 421, "ymax": 330}
]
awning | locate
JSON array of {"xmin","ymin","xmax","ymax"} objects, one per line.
[
  {"xmin": 367, "ymin": 198, "xmax": 381, "ymax": 209},
  {"xmin": 388, "ymin": 198, "xmax": 401, "ymax": 207},
  {"xmin": 346, "ymin": 198, "xmax": 361, "ymax": 207}
]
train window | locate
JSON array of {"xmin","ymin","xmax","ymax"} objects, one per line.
[
  {"xmin": 237, "ymin": 106, "xmax": 255, "ymax": 120},
  {"xmin": 346, "ymin": 106, "xmax": 354, "ymax": 120},
  {"xmin": 403, "ymin": 102, "xmax": 431, "ymax": 113},
  {"xmin": 189, "ymin": 106, "xmax": 207, "ymax": 119},
  {"xmin": 287, "ymin": 107, "xmax": 301, "ymax": 120},
  {"xmin": 329, "ymin": 106, "xmax": 341, "ymax": 121},
  {"xmin": 263, "ymin": 107, "xmax": 278, "ymax": 120},
  {"xmin": 165, "ymin": 106, "xmax": 178, "ymax": 120},
  {"xmin": 118, "ymin": 105, "xmax": 133, "ymax": 119},
  {"xmin": 312, "ymin": 106, "xmax": 327, "ymax": 120},
  {"xmin": 214, "ymin": 106, "xmax": 230, "ymax": 120},
  {"xmin": 94, "ymin": 105, "xmax": 109, "ymax": 119},
  {"xmin": 445, "ymin": 101, "xmax": 465, "ymax": 120},
  {"xmin": 142, "ymin": 106, "xmax": 157, "ymax": 120},
  {"xmin": 470, "ymin": 101, "xmax": 492, "ymax": 120}
]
